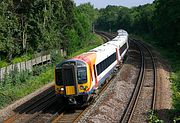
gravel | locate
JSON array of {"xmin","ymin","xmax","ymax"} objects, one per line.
[
  {"xmin": 79, "ymin": 44, "xmax": 141, "ymax": 123},
  {"xmin": 79, "ymin": 42, "xmax": 172, "ymax": 123},
  {"xmin": 0, "ymin": 41, "xmax": 172, "ymax": 123}
]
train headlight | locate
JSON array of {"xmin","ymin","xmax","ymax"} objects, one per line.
[
  {"xmin": 60, "ymin": 87, "xmax": 64, "ymax": 91},
  {"xmin": 80, "ymin": 86, "xmax": 88, "ymax": 91},
  {"xmin": 80, "ymin": 86, "xmax": 84, "ymax": 90}
]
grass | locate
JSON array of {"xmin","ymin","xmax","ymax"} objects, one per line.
[
  {"xmin": 12, "ymin": 54, "xmax": 33, "ymax": 64},
  {"xmin": 0, "ymin": 53, "xmax": 33, "ymax": 68},
  {"xmin": 0, "ymin": 65, "xmax": 54, "ymax": 109},
  {"xmin": 0, "ymin": 33, "xmax": 103, "ymax": 109},
  {"xmin": 0, "ymin": 61, "xmax": 8, "ymax": 68},
  {"xmin": 130, "ymin": 33, "xmax": 180, "ymax": 121}
]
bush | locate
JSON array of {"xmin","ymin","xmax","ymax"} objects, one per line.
[
  {"xmin": 33, "ymin": 66, "xmax": 44, "ymax": 76},
  {"xmin": 0, "ymin": 61, "xmax": 8, "ymax": 68},
  {"xmin": 50, "ymin": 50, "xmax": 64, "ymax": 64},
  {"xmin": 19, "ymin": 70, "xmax": 32, "ymax": 83},
  {"xmin": 0, "ymin": 92, "xmax": 14, "ymax": 109},
  {"xmin": 1, "ymin": 73, "xmax": 11, "ymax": 86},
  {"xmin": 149, "ymin": 111, "xmax": 164, "ymax": 123},
  {"xmin": 12, "ymin": 54, "xmax": 32, "ymax": 64}
]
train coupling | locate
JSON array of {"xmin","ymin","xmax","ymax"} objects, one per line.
[{"xmin": 68, "ymin": 97, "xmax": 77, "ymax": 105}]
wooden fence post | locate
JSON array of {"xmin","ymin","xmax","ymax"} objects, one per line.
[{"xmin": 0, "ymin": 68, "xmax": 1, "ymax": 81}]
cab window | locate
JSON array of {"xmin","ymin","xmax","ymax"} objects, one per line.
[{"xmin": 77, "ymin": 61, "xmax": 87, "ymax": 84}]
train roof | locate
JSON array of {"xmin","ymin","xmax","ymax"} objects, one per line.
[
  {"xmin": 117, "ymin": 29, "xmax": 128, "ymax": 36},
  {"xmin": 60, "ymin": 30, "xmax": 128, "ymax": 65},
  {"xmin": 112, "ymin": 35, "xmax": 126, "ymax": 40},
  {"xmin": 107, "ymin": 40, "xmax": 127, "ymax": 47},
  {"xmin": 89, "ymin": 42, "xmax": 117, "ymax": 53},
  {"xmin": 112, "ymin": 36, "xmax": 127, "ymax": 45},
  {"xmin": 73, "ymin": 34, "xmax": 128, "ymax": 64},
  {"xmin": 73, "ymin": 52, "xmax": 96, "ymax": 65}
]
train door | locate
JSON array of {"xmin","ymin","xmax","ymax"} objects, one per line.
[
  {"xmin": 93, "ymin": 64, "xmax": 98, "ymax": 88},
  {"xmin": 62, "ymin": 64, "xmax": 79, "ymax": 96}
]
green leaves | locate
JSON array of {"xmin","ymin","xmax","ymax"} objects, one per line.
[
  {"xmin": 153, "ymin": 0, "xmax": 180, "ymax": 48},
  {"xmin": 0, "ymin": 0, "xmax": 93, "ymax": 62},
  {"xmin": 0, "ymin": 2, "xmax": 20, "ymax": 61}
]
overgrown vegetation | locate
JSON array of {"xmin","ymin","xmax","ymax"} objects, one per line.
[
  {"xmin": 149, "ymin": 111, "xmax": 164, "ymax": 123},
  {"xmin": 68, "ymin": 34, "xmax": 103, "ymax": 58},
  {"xmin": 0, "ymin": 65, "xmax": 54, "ymax": 108},
  {"xmin": 0, "ymin": 61, "xmax": 8, "ymax": 68},
  {"xmin": 0, "ymin": 33, "xmax": 103, "ymax": 109},
  {"xmin": 11, "ymin": 54, "xmax": 32, "ymax": 64}
]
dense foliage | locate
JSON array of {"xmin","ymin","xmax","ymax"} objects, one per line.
[
  {"xmin": 0, "ymin": 1, "xmax": 97, "ymax": 62},
  {"xmin": 96, "ymin": 0, "xmax": 180, "ymax": 49}
]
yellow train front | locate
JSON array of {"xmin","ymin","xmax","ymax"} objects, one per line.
[{"xmin": 55, "ymin": 58, "xmax": 94, "ymax": 105}]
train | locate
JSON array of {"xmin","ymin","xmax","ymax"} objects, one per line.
[{"xmin": 55, "ymin": 29, "xmax": 129, "ymax": 105}]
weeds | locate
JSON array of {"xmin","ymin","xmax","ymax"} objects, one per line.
[
  {"xmin": 0, "ymin": 64, "xmax": 53, "ymax": 109},
  {"xmin": 0, "ymin": 61, "xmax": 8, "ymax": 68},
  {"xmin": 174, "ymin": 116, "xmax": 180, "ymax": 123},
  {"xmin": 149, "ymin": 111, "xmax": 164, "ymax": 123},
  {"xmin": 12, "ymin": 54, "xmax": 32, "ymax": 64},
  {"xmin": 50, "ymin": 50, "xmax": 64, "ymax": 64}
]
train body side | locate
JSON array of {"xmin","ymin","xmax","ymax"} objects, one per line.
[{"xmin": 55, "ymin": 29, "xmax": 129, "ymax": 105}]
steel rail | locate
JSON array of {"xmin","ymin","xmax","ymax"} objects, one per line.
[
  {"xmin": 4, "ymin": 89, "xmax": 55, "ymax": 123},
  {"xmin": 95, "ymin": 31, "xmax": 111, "ymax": 41},
  {"xmin": 137, "ymin": 40, "xmax": 157, "ymax": 111},
  {"xmin": 50, "ymin": 32, "xmax": 117, "ymax": 123},
  {"xmin": 24, "ymin": 96, "xmax": 57, "ymax": 123},
  {"xmin": 120, "ymin": 39, "xmax": 157, "ymax": 123},
  {"xmin": 51, "ymin": 72, "xmax": 117, "ymax": 123},
  {"xmin": 120, "ymin": 39, "xmax": 145, "ymax": 123}
]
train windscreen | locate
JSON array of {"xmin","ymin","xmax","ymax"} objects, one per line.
[
  {"xmin": 55, "ymin": 68, "xmax": 62, "ymax": 86},
  {"xmin": 77, "ymin": 61, "xmax": 87, "ymax": 84}
]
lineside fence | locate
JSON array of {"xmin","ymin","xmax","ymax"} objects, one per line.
[
  {"xmin": 0, "ymin": 49, "xmax": 67, "ymax": 81},
  {"xmin": 0, "ymin": 54, "xmax": 51, "ymax": 81}
]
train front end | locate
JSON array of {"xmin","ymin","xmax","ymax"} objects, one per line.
[{"xmin": 55, "ymin": 60, "xmax": 91, "ymax": 105}]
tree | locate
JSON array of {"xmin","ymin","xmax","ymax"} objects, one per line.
[
  {"xmin": 0, "ymin": 1, "xmax": 20, "ymax": 61},
  {"xmin": 153, "ymin": 0, "xmax": 180, "ymax": 48}
]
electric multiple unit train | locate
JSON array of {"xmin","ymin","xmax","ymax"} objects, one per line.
[{"xmin": 55, "ymin": 29, "xmax": 129, "ymax": 105}]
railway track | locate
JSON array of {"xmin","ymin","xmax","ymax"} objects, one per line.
[
  {"xmin": 50, "ymin": 72, "xmax": 117, "ymax": 123},
  {"xmin": 120, "ymin": 39, "xmax": 156, "ymax": 123},
  {"xmin": 95, "ymin": 31, "xmax": 113, "ymax": 41},
  {"xmin": 3, "ymin": 89, "xmax": 56, "ymax": 123},
  {"xmin": 43, "ymin": 33, "xmax": 117, "ymax": 123}
]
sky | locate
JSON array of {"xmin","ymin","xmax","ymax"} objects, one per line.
[{"xmin": 73, "ymin": 0, "xmax": 154, "ymax": 8}]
